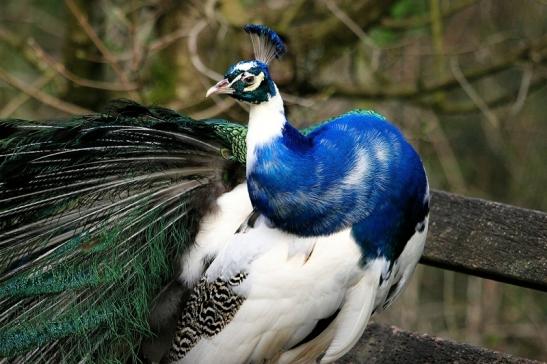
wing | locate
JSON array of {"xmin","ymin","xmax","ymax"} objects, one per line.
[
  {"xmin": 158, "ymin": 183, "xmax": 385, "ymax": 364},
  {"xmin": 0, "ymin": 101, "xmax": 245, "ymax": 363}
]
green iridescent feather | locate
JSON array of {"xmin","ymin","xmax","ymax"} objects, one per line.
[
  {"xmin": 0, "ymin": 102, "xmax": 381, "ymax": 363},
  {"xmin": 0, "ymin": 101, "xmax": 243, "ymax": 363}
]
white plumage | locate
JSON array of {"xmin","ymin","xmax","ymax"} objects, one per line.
[{"xmin": 174, "ymin": 183, "xmax": 428, "ymax": 363}]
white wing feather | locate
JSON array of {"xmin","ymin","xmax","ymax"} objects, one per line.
[{"xmin": 175, "ymin": 183, "xmax": 427, "ymax": 363}]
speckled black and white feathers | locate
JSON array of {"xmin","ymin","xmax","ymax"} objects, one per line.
[{"xmin": 163, "ymin": 273, "xmax": 247, "ymax": 363}]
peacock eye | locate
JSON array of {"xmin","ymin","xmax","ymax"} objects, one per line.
[{"xmin": 242, "ymin": 75, "xmax": 255, "ymax": 84}]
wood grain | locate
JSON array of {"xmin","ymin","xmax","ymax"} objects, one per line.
[
  {"xmin": 340, "ymin": 323, "xmax": 539, "ymax": 363},
  {"xmin": 422, "ymin": 190, "xmax": 547, "ymax": 291}
]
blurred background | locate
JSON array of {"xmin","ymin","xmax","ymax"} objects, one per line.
[{"xmin": 0, "ymin": 0, "xmax": 545, "ymax": 360}]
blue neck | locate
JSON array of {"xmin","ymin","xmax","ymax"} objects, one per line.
[{"xmin": 246, "ymin": 110, "xmax": 428, "ymax": 241}]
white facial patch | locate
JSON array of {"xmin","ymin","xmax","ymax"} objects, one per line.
[
  {"xmin": 234, "ymin": 61, "xmax": 258, "ymax": 72},
  {"xmin": 243, "ymin": 72, "xmax": 265, "ymax": 92},
  {"xmin": 228, "ymin": 73, "xmax": 243, "ymax": 87}
]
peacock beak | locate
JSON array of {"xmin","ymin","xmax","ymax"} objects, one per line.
[{"xmin": 206, "ymin": 79, "xmax": 232, "ymax": 98}]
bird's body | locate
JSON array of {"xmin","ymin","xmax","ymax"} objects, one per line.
[
  {"xmin": 160, "ymin": 68, "xmax": 429, "ymax": 363},
  {"xmin": 0, "ymin": 24, "xmax": 429, "ymax": 364},
  {"xmin": 164, "ymin": 180, "xmax": 427, "ymax": 364}
]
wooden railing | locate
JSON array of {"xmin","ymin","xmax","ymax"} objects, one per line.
[{"xmin": 340, "ymin": 190, "xmax": 547, "ymax": 363}]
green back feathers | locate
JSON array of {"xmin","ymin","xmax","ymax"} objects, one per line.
[
  {"xmin": 0, "ymin": 101, "xmax": 383, "ymax": 362},
  {"xmin": 205, "ymin": 119, "xmax": 248, "ymax": 164}
]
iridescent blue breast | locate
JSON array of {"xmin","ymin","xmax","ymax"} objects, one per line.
[{"xmin": 247, "ymin": 111, "xmax": 429, "ymax": 261}]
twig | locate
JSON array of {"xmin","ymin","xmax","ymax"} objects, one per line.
[
  {"xmin": 64, "ymin": 0, "xmax": 140, "ymax": 99},
  {"xmin": 450, "ymin": 57, "xmax": 499, "ymax": 129},
  {"xmin": 0, "ymin": 26, "xmax": 43, "ymax": 71},
  {"xmin": 187, "ymin": 20, "xmax": 222, "ymax": 81},
  {"xmin": 190, "ymin": 98, "xmax": 236, "ymax": 119},
  {"xmin": 426, "ymin": 76, "xmax": 545, "ymax": 114},
  {"xmin": 326, "ymin": 33, "xmax": 547, "ymax": 101},
  {"xmin": 322, "ymin": 0, "xmax": 380, "ymax": 70},
  {"xmin": 281, "ymin": 93, "xmax": 316, "ymax": 108},
  {"xmin": 75, "ymin": 27, "xmax": 190, "ymax": 64},
  {"xmin": 149, "ymin": 27, "xmax": 190, "ymax": 53},
  {"xmin": 0, "ymin": 68, "xmax": 90, "ymax": 115},
  {"xmin": 27, "ymin": 39, "xmax": 138, "ymax": 91},
  {"xmin": 0, "ymin": 72, "xmax": 56, "ymax": 118},
  {"xmin": 450, "ymin": 57, "xmax": 507, "ymax": 154},
  {"xmin": 425, "ymin": 112, "xmax": 467, "ymax": 193},
  {"xmin": 510, "ymin": 65, "xmax": 533, "ymax": 116}
]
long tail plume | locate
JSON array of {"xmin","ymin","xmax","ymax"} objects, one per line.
[{"xmin": 0, "ymin": 100, "xmax": 244, "ymax": 363}]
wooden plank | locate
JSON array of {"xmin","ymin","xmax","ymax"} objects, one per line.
[
  {"xmin": 422, "ymin": 190, "xmax": 547, "ymax": 291},
  {"xmin": 339, "ymin": 323, "xmax": 540, "ymax": 363}
]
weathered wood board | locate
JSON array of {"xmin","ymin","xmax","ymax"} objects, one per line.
[
  {"xmin": 422, "ymin": 190, "xmax": 547, "ymax": 291},
  {"xmin": 340, "ymin": 323, "xmax": 540, "ymax": 363}
]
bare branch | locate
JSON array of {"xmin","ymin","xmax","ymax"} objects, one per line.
[
  {"xmin": 0, "ymin": 68, "xmax": 90, "ymax": 115},
  {"xmin": 0, "ymin": 26, "xmax": 43, "ymax": 71},
  {"xmin": 321, "ymin": 0, "xmax": 379, "ymax": 51},
  {"xmin": 190, "ymin": 98, "xmax": 236, "ymax": 119},
  {"xmin": 187, "ymin": 20, "xmax": 222, "ymax": 81},
  {"xmin": 510, "ymin": 65, "xmax": 534, "ymax": 116},
  {"xmin": 450, "ymin": 57, "xmax": 504, "ymax": 152},
  {"xmin": 64, "ymin": 0, "xmax": 140, "ymax": 100},
  {"xmin": 324, "ymin": 34, "xmax": 547, "ymax": 101},
  {"xmin": 425, "ymin": 112, "xmax": 467, "ymax": 193},
  {"xmin": 450, "ymin": 58, "xmax": 499, "ymax": 128},
  {"xmin": 27, "ymin": 39, "xmax": 138, "ymax": 92},
  {"xmin": 149, "ymin": 27, "xmax": 190, "ymax": 53},
  {"xmin": 426, "ymin": 76, "xmax": 546, "ymax": 114},
  {"xmin": 0, "ymin": 72, "xmax": 55, "ymax": 118}
]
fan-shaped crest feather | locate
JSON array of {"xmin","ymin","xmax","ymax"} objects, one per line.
[{"xmin": 244, "ymin": 24, "xmax": 287, "ymax": 64}]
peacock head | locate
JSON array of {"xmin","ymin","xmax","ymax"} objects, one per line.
[{"xmin": 206, "ymin": 24, "xmax": 286, "ymax": 104}]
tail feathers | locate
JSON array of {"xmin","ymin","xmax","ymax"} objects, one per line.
[{"xmin": 0, "ymin": 100, "xmax": 244, "ymax": 362}]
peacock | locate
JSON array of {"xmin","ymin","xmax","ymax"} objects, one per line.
[{"xmin": 0, "ymin": 24, "xmax": 429, "ymax": 363}]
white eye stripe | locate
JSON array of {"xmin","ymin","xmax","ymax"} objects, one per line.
[
  {"xmin": 228, "ymin": 73, "xmax": 243, "ymax": 87},
  {"xmin": 243, "ymin": 72, "xmax": 265, "ymax": 92}
]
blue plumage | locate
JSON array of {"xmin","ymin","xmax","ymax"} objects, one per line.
[
  {"xmin": 246, "ymin": 110, "xmax": 429, "ymax": 263},
  {"xmin": 181, "ymin": 24, "xmax": 431, "ymax": 362}
]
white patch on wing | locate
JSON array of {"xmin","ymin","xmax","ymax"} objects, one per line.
[
  {"xmin": 178, "ymin": 184, "xmax": 372, "ymax": 363},
  {"xmin": 179, "ymin": 183, "xmax": 252, "ymax": 286}
]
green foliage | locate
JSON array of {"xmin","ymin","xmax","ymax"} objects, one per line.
[
  {"xmin": 146, "ymin": 55, "xmax": 178, "ymax": 105},
  {"xmin": 369, "ymin": 27, "xmax": 398, "ymax": 46},
  {"xmin": 390, "ymin": 0, "xmax": 428, "ymax": 19}
]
